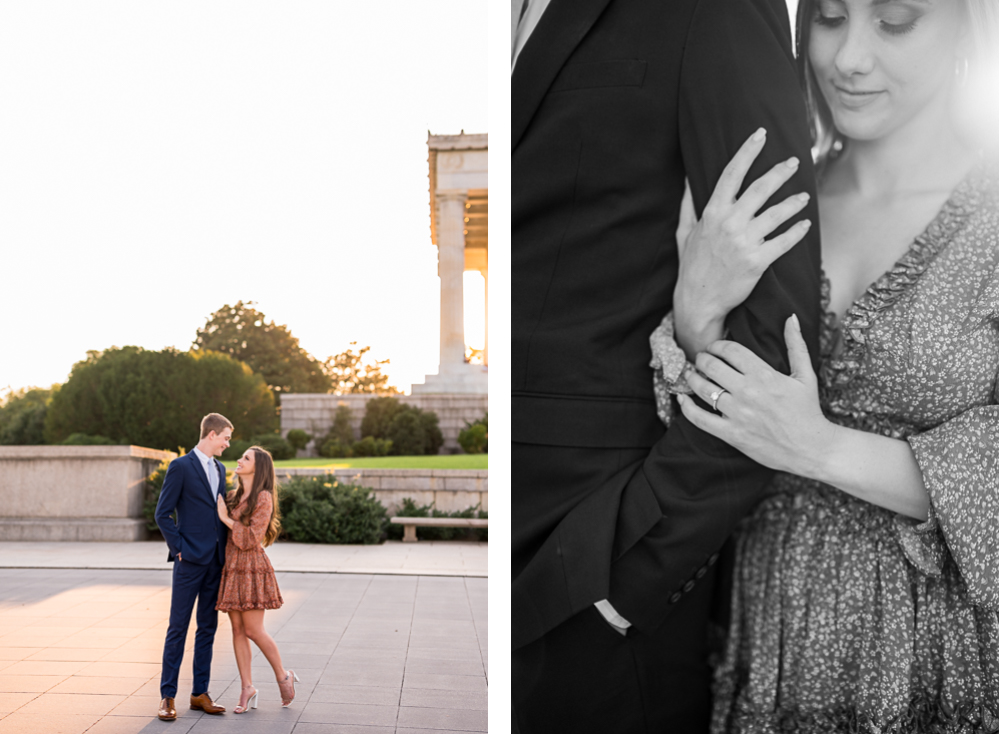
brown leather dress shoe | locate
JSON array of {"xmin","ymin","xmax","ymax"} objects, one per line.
[
  {"xmin": 190, "ymin": 692, "xmax": 226, "ymax": 714},
  {"xmin": 158, "ymin": 697, "xmax": 177, "ymax": 720}
]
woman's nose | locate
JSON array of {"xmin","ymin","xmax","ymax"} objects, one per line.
[{"xmin": 834, "ymin": 21, "xmax": 876, "ymax": 77}]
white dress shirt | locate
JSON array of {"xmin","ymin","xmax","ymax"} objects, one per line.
[
  {"xmin": 191, "ymin": 447, "xmax": 219, "ymax": 500},
  {"xmin": 511, "ymin": 0, "xmax": 552, "ymax": 71}
]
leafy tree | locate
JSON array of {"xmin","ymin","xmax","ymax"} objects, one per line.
[
  {"xmin": 324, "ymin": 343, "xmax": 399, "ymax": 395},
  {"xmin": 194, "ymin": 301, "xmax": 330, "ymax": 399},
  {"xmin": 44, "ymin": 346, "xmax": 277, "ymax": 451},
  {"xmin": 0, "ymin": 386, "xmax": 57, "ymax": 445}
]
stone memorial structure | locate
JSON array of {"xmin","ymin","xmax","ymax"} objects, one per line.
[
  {"xmin": 411, "ymin": 131, "xmax": 488, "ymax": 395},
  {"xmin": 281, "ymin": 133, "xmax": 488, "ymax": 454}
]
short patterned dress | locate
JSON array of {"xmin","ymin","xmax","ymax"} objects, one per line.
[
  {"xmin": 651, "ymin": 163, "xmax": 998, "ymax": 733},
  {"xmin": 215, "ymin": 490, "xmax": 283, "ymax": 612}
]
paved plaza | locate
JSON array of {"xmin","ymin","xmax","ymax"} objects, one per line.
[
  {"xmin": 0, "ymin": 544, "xmax": 487, "ymax": 734},
  {"xmin": 0, "ymin": 541, "xmax": 487, "ymax": 579}
]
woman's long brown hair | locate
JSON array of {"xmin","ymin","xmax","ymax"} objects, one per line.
[{"xmin": 225, "ymin": 445, "xmax": 281, "ymax": 547}]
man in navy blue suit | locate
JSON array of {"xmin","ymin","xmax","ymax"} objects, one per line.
[{"xmin": 155, "ymin": 413, "xmax": 233, "ymax": 721}]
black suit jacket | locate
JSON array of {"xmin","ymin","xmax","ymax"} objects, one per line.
[{"xmin": 512, "ymin": 0, "xmax": 822, "ymax": 650}]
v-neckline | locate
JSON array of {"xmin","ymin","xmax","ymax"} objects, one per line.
[{"xmin": 819, "ymin": 163, "xmax": 980, "ymax": 364}]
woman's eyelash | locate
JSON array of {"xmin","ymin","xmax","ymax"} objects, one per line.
[
  {"xmin": 814, "ymin": 13, "xmax": 845, "ymax": 27},
  {"xmin": 813, "ymin": 12, "xmax": 919, "ymax": 36},
  {"xmin": 880, "ymin": 19, "xmax": 918, "ymax": 35}
]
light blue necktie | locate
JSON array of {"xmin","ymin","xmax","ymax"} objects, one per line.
[{"xmin": 207, "ymin": 458, "xmax": 218, "ymax": 498}]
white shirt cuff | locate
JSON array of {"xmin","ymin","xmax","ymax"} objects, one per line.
[{"xmin": 594, "ymin": 599, "xmax": 632, "ymax": 630}]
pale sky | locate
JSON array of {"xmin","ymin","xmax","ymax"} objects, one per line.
[{"xmin": 0, "ymin": 2, "xmax": 487, "ymax": 396}]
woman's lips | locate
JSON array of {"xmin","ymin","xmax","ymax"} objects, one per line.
[{"xmin": 832, "ymin": 84, "xmax": 883, "ymax": 109}]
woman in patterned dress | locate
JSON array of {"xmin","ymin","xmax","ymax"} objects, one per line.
[
  {"xmin": 653, "ymin": 0, "xmax": 998, "ymax": 730},
  {"xmin": 215, "ymin": 446, "xmax": 299, "ymax": 714}
]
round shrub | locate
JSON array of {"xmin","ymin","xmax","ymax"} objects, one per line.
[
  {"xmin": 249, "ymin": 433, "xmax": 295, "ymax": 461},
  {"xmin": 319, "ymin": 439, "xmax": 353, "ymax": 458},
  {"xmin": 351, "ymin": 436, "xmax": 392, "ymax": 457},
  {"xmin": 278, "ymin": 476, "xmax": 386, "ymax": 544},
  {"xmin": 418, "ymin": 411, "xmax": 444, "ymax": 455},
  {"xmin": 386, "ymin": 411, "xmax": 427, "ymax": 456},
  {"xmin": 458, "ymin": 413, "xmax": 488, "ymax": 455},
  {"xmin": 286, "ymin": 429, "xmax": 311, "ymax": 454}
]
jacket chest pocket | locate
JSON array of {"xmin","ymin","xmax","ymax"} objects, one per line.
[{"xmin": 550, "ymin": 59, "xmax": 647, "ymax": 93}]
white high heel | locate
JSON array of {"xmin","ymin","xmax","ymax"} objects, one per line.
[
  {"xmin": 234, "ymin": 685, "xmax": 258, "ymax": 714},
  {"xmin": 280, "ymin": 670, "xmax": 300, "ymax": 707}
]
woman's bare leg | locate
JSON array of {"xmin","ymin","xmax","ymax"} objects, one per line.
[
  {"xmin": 242, "ymin": 609, "xmax": 287, "ymax": 682},
  {"xmin": 228, "ymin": 611, "xmax": 256, "ymax": 709}
]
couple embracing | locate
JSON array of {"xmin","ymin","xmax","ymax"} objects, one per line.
[
  {"xmin": 512, "ymin": 0, "xmax": 997, "ymax": 731},
  {"xmin": 154, "ymin": 413, "xmax": 299, "ymax": 720}
]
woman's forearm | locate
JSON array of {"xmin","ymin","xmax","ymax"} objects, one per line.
[
  {"xmin": 673, "ymin": 289, "xmax": 727, "ymax": 361},
  {"xmin": 797, "ymin": 423, "xmax": 930, "ymax": 521}
]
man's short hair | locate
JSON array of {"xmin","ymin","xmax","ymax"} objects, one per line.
[{"xmin": 200, "ymin": 413, "xmax": 234, "ymax": 439}]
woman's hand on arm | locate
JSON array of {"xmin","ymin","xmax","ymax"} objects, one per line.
[
  {"xmin": 673, "ymin": 129, "xmax": 813, "ymax": 360},
  {"xmin": 217, "ymin": 494, "xmax": 234, "ymax": 529},
  {"xmin": 677, "ymin": 315, "xmax": 930, "ymax": 521}
]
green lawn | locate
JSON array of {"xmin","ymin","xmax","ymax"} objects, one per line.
[{"xmin": 221, "ymin": 454, "xmax": 487, "ymax": 471}]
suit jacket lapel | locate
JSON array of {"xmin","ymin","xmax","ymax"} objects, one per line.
[{"xmin": 512, "ymin": 0, "xmax": 614, "ymax": 151}]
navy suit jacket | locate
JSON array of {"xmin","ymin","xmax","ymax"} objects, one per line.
[{"xmin": 155, "ymin": 451, "xmax": 228, "ymax": 566}]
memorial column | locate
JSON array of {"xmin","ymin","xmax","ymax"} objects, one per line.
[{"xmin": 436, "ymin": 190, "xmax": 467, "ymax": 371}]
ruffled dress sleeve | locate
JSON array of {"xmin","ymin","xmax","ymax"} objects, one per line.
[
  {"xmin": 231, "ymin": 491, "xmax": 273, "ymax": 551},
  {"xmin": 894, "ymin": 270, "xmax": 999, "ymax": 609},
  {"xmin": 650, "ymin": 311, "xmax": 696, "ymax": 427}
]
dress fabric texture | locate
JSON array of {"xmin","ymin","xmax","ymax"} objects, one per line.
[
  {"xmin": 655, "ymin": 164, "xmax": 999, "ymax": 733},
  {"xmin": 215, "ymin": 491, "xmax": 283, "ymax": 612}
]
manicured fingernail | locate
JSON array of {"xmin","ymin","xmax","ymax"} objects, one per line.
[
  {"xmin": 791, "ymin": 313, "xmax": 801, "ymax": 329},
  {"xmin": 800, "ymin": 219, "xmax": 812, "ymax": 229},
  {"xmin": 797, "ymin": 193, "xmax": 810, "ymax": 202},
  {"xmin": 752, "ymin": 127, "xmax": 766, "ymax": 142},
  {"xmin": 786, "ymin": 157, "xmax": 800, "ymax": 168}
]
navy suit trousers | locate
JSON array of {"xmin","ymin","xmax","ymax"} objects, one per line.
[{"xmin": 160, "ymin": 556, "xmax": 223, "ymax": 698}]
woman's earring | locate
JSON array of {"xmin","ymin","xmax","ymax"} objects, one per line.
[{"xmin": 955, "ymin": 56, "xmax": 969, "ymax": 88}]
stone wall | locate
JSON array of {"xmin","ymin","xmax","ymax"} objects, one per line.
[
  {"xmin": 0, "ymin": 446, "xmax": 177, "ymax": 541},
  {"xmin": 275, "ymin": 468, "xmax": 487, "ymax": 515},
  {"xmin": 280, "ymin": 393, "xmax": 488, "ymax": 455}
]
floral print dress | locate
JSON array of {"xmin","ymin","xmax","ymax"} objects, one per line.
[
  {"xmin": 215, "ymin": 490, "xmax": 284, "ymax": 612},
  {"xmin": 651, "ymin": 163, "xmax": 998, "ymax": 733}
]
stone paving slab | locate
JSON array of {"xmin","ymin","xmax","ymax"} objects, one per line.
[
  {"xmin": 0, "ymin": 541, "xmax": 487, "ymax": 578},
  {"xmin": 0, "ymin": 569, "xmax": 487, "ymax": 733}
]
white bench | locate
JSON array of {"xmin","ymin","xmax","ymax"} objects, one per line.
[{"xmin": 389, "ymin": 516, "xmax": 488, "ymax": 543}]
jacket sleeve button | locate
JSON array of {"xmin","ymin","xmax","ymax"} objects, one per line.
[
  {"xmin": 669, "ymin": 592, "xmax": 682, "ymax": 604},
  {"xmin": 695, "ymin": 566, "xmax": 707, "ymax": 579},
  {"xmin": 683, "ymin": 580, "xmax": 695, "ymax": 592}
]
